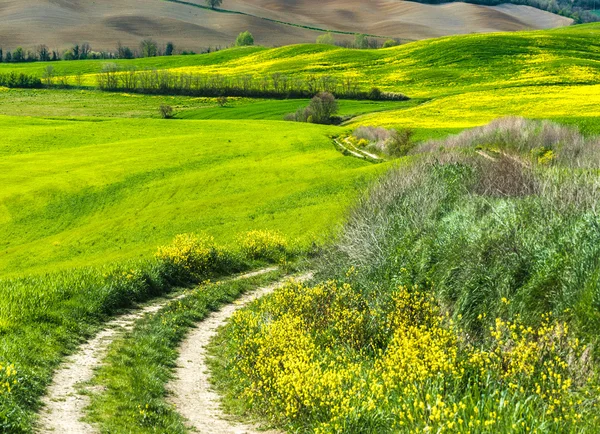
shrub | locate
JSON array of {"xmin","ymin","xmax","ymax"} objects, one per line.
[
  {"xmin": 159, "ymin": 105, "xmax": 174, "ymax": 119},
  {"xmin": 155, "ymin": 233, "xmax": 223, "ymax": 280},
  {"xmin": 236, "ymin": 31, "xmax": 254, "ymax": 47},
  {"xmin": 386, "ymin": 128, "xmax": 415, "ymax": 157},
  {"xmin": 316, "ymin": 33, "xmax": 335, "ymax": 45},
  {"xmin": 382, "ymin": 39, "xmax": 399, "ymax": 48},
  {"xmin": 238, "ymin": 230, "xmax": 287, "ymax": 261},
  {"xmin": 368, "ymin": 87, "xmax": 382, "ymax": 100},
  {"xmin": 216, "ymin": 96, "xmax": 228, "ymax": 107},
  {"xmin": 223, "ymin": 279, "xmax": 600, "ymax": 433}
]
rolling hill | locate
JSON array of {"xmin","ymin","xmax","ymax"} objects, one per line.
[{"xmin": 0, "ymin": 0, "xmax": 573, "ymax": 52}]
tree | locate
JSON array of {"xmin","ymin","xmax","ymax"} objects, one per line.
[
  {"xmin": 42, "ymin": 65, "xmax": 55, "ymax": 86},
  {"xmin": 316, "ymin": 33, "xmax": 335, "ymax": 45},
  {"xmin": 140, "ymin": 39, "xmax": 158, "ymax": 57},
  {"xmin": 117, "ymin": 42, "xmax": 134, "ymax": 59},
  {"xmin": 80, "ymin": 43, "xmax": 91, "ymax": 59},
  {"xmin": 159, "ymin": 105, "xmax": 174, "ymax": 119},
  {"xmin": 307, "ymin": 92, "xmax": 338, "ymax": 124},
  {"xmin": 206, "ymin": 0, "xmax": 222, "ymax": 9},
  {"xmin": 37, "ymin": 45, "xmax": 50, "ymax": 61},
  {"xmin": 354, "ymin": 34, "xmax": 369, "ymax": 49},
  {"xmin": 0, "ymin": 48, "xmax": 3, "ymax": 63},
  {"xmin": 12, "ymin": 47, "xmax": 24, "ymax": 62},
  {"xmin": 235, "ymin": 31, "xmax": 254, "ymax": 47},
  {"xmin": 5, "ymin": 51, "xmax": 11, "ymax": 62},
  {"xmin": 165, "ymin": 42, "xmax": 175, "ymax": 56}
]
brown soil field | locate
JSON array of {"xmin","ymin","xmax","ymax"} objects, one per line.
[{"xmin": 0, "ymin": 0, "xmax": 573, "ymax": 52}]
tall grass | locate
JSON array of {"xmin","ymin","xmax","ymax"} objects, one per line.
[{"xmin": 215, "ymin": 118, "xmax": 600, "ymax": 433}]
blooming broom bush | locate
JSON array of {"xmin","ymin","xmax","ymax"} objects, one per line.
[
  {"xmin": 237, "ymin": 230, "xmax": 288, "ymax": 262},
  {"xmin": 155, "ymin": 233, "xmax": 225, "ymax": 281},
  {"xmin": 223, "ymin": 279, "xmax": 600, "ymax": 433}
]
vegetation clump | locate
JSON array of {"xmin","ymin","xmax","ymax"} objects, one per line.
[
  {"xmin": 214, "ymin": 119, "xmax": 600, "ymax": 433},
  {"xmin": 235, "ymin": 31, "xmax": 255, "ymax": 47},
  {"xmin": 155, "ymin": 233, "xmax": 225, "ymax": 280},
  {"xmin": 158, "ymin": 104, "xmax": 174, "ymax": 119},
  {"xmin": 285, "ymin": 92, "xmax": 340, "ymax": 124},
  {"xmin": 351, "ymin": 125, "xmax": 415, "ymax": 157},
  {"xmin": 238, "ymin": 230, "xmax": 288, "ymax": 261}
]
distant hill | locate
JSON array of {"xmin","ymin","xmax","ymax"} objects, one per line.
[{"xmin": 0, "ymin": 0, "xmax": 573, "ymax": 52}]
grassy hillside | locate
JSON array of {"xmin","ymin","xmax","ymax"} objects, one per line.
[
  {"xmin": 0, "ymin": 0, "xmax": 571, "ymax": 53},
  {"xmin": 215, "ymin": 119, "xmax": 600, "ymax": 433},
  {"xmin": 2, "ymin": 22, "xmax": 600, "ymax": 433},
  {"xmin": 0, "ymin": 88, "xmax": 414, "ymax": 120},
  {"xmin": 0, "ymin": 116, "xmax": 383, "ymax": 277},
  {"xmin": 2, "ymin": 24, "xmax": 599, "ymax": 96}
]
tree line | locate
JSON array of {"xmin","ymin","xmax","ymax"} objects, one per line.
[
  {"xmin": 0, "ymin": 39, "xmax": 224, "ymax": 64},
  {"xmin": 95, "ymin": 65, "xmax": 408, "ymax": 101},
  {"xmin": 411, "ymin": 0, "xmax": 599, "ymax": 23}
]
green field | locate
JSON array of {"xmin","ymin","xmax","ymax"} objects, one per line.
[
  {"xmin": 0, "ymin": 116, "xmax": 385, "ymax": 277},
  {"xmin": 2, "ymin": 22, "xmax": 600, "ymax": 434}
]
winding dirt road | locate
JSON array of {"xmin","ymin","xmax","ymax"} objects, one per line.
[
  {"xmin": 37, "ymin": 267, "xmax": 278, "ymax": 434},
  {"xmin": 168, "ymin": 273, "xmax": 312, "ymax": 434}
]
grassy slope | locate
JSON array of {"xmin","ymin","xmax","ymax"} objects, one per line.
[
  {"xmin": 0, "ymin": 116, "xmax": 382, "ymax": 277},
  {"xmin": 1, "ymin": 24, "xmax": 598, "ymax": 96},
  {"xmin": 2, "ymin": 24, "xmax": 599, "ymax": 136}
]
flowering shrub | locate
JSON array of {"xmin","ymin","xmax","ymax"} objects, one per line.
[
  {"xmin": 224, "ymin": 280, "xmax": 600, "ymax": 433},
  {"xmin": 237, "ymin": 230, "xmax": 288, "ymax": 261},
  {"xmin": 155, "ymin": 233, "xmax": 223, "ymax": 279}
]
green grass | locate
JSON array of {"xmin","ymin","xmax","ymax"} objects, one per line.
[
  {"xmin": 214, "ymin": 120, "xmax": 600, "ymax": 433},
  {"xmin": 2, "ymin": 22, "xmax": 600, "ymax": 434},
  {"xmin": 0, "ymin": 115, "xmax": 383, "ymax": 277},
  {"xmin": 86, "ymin": 268, "xmax": 285, "ymax": 434},
  {"xmin": 0, "ymin": 88, "xmax": 416, "ymax": 121},
  {"xmin": 2, "ymin": 23, "xmax": 600, "ymax": 99}
]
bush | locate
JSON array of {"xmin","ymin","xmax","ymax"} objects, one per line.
[
  {"xmin": 382, "ymin": 39, "xmax": 399, "ymax": 48},
  {"xmin": 216, "ymin": 96, "xmax": 228, "ymax": 107},
  {"xmin": 316, "ymin": 33, "xmax": 335, "ymax": 45},
  {"xmin": 286, "ymin": 92, "xmax": 339, "ymax": 124},
  {"xmin": 159, "ymin": 105, "xmax": 174, "ymax": 119},
  {"xmin": 236, "ymin": 31, "xmax": 254, "ymax": 47},
  {"xmin": 155, "ymin": 233, "xmax": 223, "ymax": 280},
  {"xmin": 386, "ymin": 128, "xmax": 415, "ymax": 157},
  {"xmin": 238, "ymin": 230, "xmax": 287, "ymax": 261}
]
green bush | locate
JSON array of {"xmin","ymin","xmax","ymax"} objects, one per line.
[
  {"xmin": 235, "ymin": 31, "xmax": 254, "ymax": 47},
  {"xmin": 238, "ymin": 230, "xmax": 288, "ymax": 261}
]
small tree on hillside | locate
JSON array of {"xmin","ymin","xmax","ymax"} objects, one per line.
[
  {"xmin": 42, "ymin": 65, "xmax": 55, "ymax": 86},
  {"xmin": 307, "ymin": 92, "xmax": 338, "ymax": 124},
  {"xmin": 235, "ymin": 31, "xmax": 254, "ymax": 47},
  {"xmin": 206, "ymin": 0, "xmax": 222, "ymax": 9},
  {"xmin": 159, "ymin": 105, "xmax": 174, "ymax": 119},
  {"xmin": 12, "ymin": 47, "xmax": 24, "ymax": 62},
  {"xmin": 37, "ymin": 45, "xmax": 50, "ymax": 61},
  {"xmin": 354, "ymin": 34, "xmax": 369, "ymax": 49}
]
